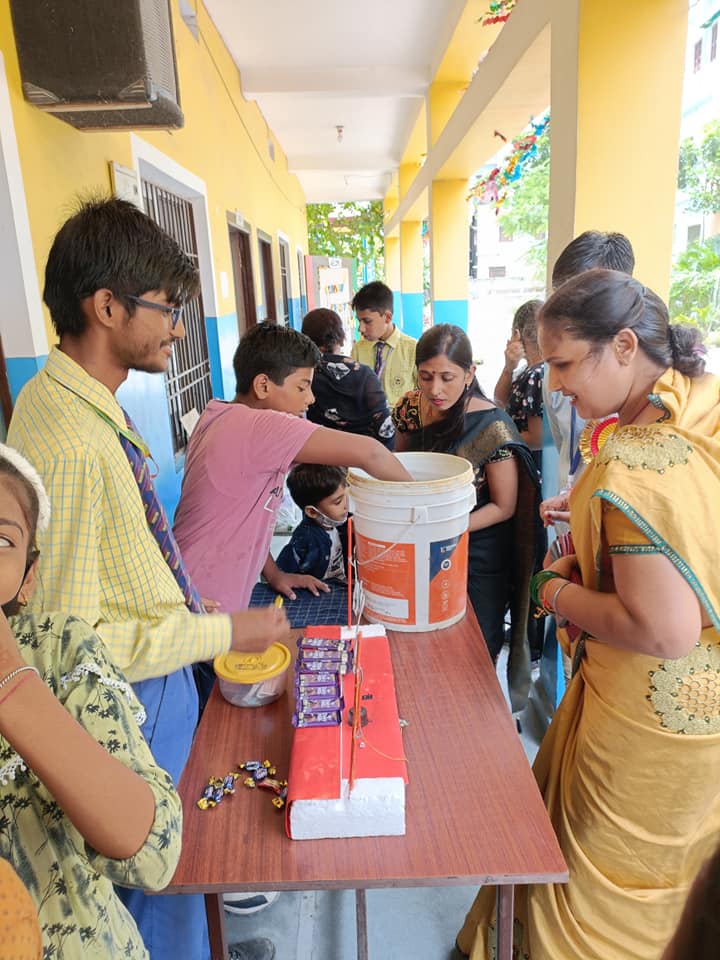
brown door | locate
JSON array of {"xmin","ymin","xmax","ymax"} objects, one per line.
[
  {"xmin": 0, "ymin": 336, "xmax": 13, "ymax": 441},
  {"xmin": 229, "ymin": 228, "xmax": 257, "ymax": 335},
  {"xmin": 258, "ymin": 237, "xmax": 276, "ymax": 321}
]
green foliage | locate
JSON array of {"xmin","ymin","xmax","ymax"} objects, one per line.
[
  {"xmin": 677, "ymin": 120, "xmax": 720, "ymax": 214},
  {"xmin": 306, "ymin": 201, "xmax": 385, "ymax": 287},
  {"xmin": 669, "ymin": 235, "xmax": 720, "ymax": 343},
  {"xmin": 496, "ymin": 127, "xmax": 550, "ymax": 280}
]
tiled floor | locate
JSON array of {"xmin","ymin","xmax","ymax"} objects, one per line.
[
  {"xmin": 225, "ymin": 885, "xmax": 479, "ymax": 960},
  {"xmin": 224, "ymin": 647, "xmax": 545, "ymax": 960}
]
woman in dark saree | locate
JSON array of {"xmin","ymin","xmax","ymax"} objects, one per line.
[{"xmin": 393, "ymin": 324, "xmax": 539, "ymax": 709}]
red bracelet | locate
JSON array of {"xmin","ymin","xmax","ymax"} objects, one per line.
[{"xmin": 0, "ymin": 671, "xmax": 34, "ymax": 708}]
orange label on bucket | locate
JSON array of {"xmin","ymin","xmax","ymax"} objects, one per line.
[
  {"xmin": 355, "ymin": 536, "xmax": 416, "ymax": 624},
  {"xmin": 428, "ymin": 531, "xmax": 468, "ymax": 623}
]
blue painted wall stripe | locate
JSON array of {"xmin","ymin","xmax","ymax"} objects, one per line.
[
  {"xmin": 400, "ymin": 292, "xmax": 424, "ymax": 341},
  {"xmin": 6, "ymin": 355, "xmax": 48, "ymax": 403},
  {"xmin": 289, "ymin": 296, "xmax": 303, "ymax": 330},
  {"xmin": 432, "ymin": 299, "xmax": 468, "ymax": 331},
  {"xmin": 210, "ymin": 313, "xmax": 242, "ymax": 400},
  {"xmin": 205, "ymin": 316, "xmax": 224, "ymax": 399},
  {"xmin": 118, "ymin": 368, "xmax": 183, "ymax": 520}
]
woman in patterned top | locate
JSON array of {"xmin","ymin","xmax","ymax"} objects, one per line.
[
  {"xmin": 494, "ymin": 299, "xmax": 545, "ymax": 472},
  {"xmin": 495, "ymin": 300, "xmax": 546, "ymax": 659},
  {"xmin": 0, "ymin": 444, "xmax": 181, "ymax": 959},
  {"xmin": 302, "ymin": 308, "xmax": 395, "ymax": 448},
  {"xmin": 457, "ymin": 270, "xmax": 720, "ymax": 960},
  {"xmin": 393, "ymin": 325, "xmax": 539, "ymax": 706}
]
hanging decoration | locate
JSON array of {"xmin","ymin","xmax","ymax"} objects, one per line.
[
  {"xmin": 480, "ymin": 0, "xmax": 519, "ymax": 26},
  {"xmin": 468, "ymin": 113, "xmax": 550, "ymax": 213}
]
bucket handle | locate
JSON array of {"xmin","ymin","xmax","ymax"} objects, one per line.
[{"xmin": 354, "ymin": 509, "xmax": 427, "ymax": 568}]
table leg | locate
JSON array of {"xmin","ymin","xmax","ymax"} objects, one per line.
[
  {"xmin": 495, "ymin": 885, "xmax": 514, "ymax": 960},
  {"xmin": 355, "ymin": 888, "xmax": 369, "ymax": 960},
  {"xmin": 205, "ymin": 892, "xmax": 229, "ymax": 960}
]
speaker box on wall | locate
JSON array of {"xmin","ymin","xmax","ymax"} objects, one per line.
[{"xmin": 9, "ymin": 0, "xmax": 183, "ymax": 130}]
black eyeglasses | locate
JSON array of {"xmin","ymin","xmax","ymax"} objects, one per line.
[{"xmin": 126, "ymin": 295, "xmax": 184, "ymax": 329}]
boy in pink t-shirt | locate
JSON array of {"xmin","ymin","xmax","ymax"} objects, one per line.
[{"xmin": 173, "ymin": 321, "xmax": 410, "ymax": 613}]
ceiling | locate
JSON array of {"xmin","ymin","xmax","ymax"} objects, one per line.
[{"xmin": 203, "ymin": 0, "xmax": 468, "ymax": 203}]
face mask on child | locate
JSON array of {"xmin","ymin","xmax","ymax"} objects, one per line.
[{"xmin": 307, "ymin": 507, "xmax": 348, "ymax": 530}]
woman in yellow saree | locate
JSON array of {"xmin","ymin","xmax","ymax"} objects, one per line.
[{"xmin": 456, "ymin": 268, "xmax": 720, "ymax": 960}]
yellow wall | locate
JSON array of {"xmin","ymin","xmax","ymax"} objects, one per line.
[
  {"xmin": 429, "ymin": 179, "xmax": 468, "ymax": 302},
  {"xmin": 575, "ymin": 0, "xmax": 687, "ymax": 297},
  {"xmin": 0, "ymin": 0, "xmax": 308, "ymax": 340}
]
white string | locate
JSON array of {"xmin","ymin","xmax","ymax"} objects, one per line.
[
  {"xmin": 352, "ymin": 516, "xmax": 423, "ymax": 570},
  {"xmin": 343, "ymin": 553, "xmax": 365, "ymax": 792}
]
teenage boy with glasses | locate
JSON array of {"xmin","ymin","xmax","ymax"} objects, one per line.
[{"xmin": 8, "ymin": 197, "xmax": 283, "ymax": 960}]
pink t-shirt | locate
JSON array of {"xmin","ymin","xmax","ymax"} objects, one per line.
[{"xmin": 174, "ymin": 400, "xmax": 318, "ymax": 611}]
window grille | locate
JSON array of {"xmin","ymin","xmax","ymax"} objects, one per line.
[
  {"xmin": 141, "ymin": 178, "xmax": 213, "ymax": 457},
  {"xmin": 279, "ymin": 239, "xmax": 290, "ymax": 325},
  {"xmin": 694, "ymin": 39, "xmax": 702, "ymax": 72}
]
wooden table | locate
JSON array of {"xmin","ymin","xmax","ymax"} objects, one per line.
[{"xmin": 165, "ymin": 610, "xmax": 567, "ymax": 959}]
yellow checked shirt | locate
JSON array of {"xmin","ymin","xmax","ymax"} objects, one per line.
[
  {"xmin": 350, "ymin": 324, "xmax": 417, "ymax": 409},
  {"xmin": 7, "ymin": 348, "xmax": 231, "ymax": 682}
]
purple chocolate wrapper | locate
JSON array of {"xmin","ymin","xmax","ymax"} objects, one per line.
[
  {"xmin": 291, "ymin": 710, "xmax": 342, "ymax": 728},
  {"xmin": 295, "ymin": 682, "xmax": 340, "ymax": 697},
  {"xmin": 300, "ymin": 636, "xmax": 353, "ymax": 651},
  {"xmin": 296, "ymin": 696, "xmax": 344, "ymax": 712},
  {"xmin": 297, "ymin": 660, "xmax": 350, "ymax": 674},
  {"xmin": 294, "ymin": 669, "xmax": 339, "ymax": 684},
  {"xmin": 298, "ymin": 649, "xmax": 350, "ymax": 662}
]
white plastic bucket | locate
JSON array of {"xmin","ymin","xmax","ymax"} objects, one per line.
[{"xmin": 348, "ymin": 452, "xmax": 476, "ymax": 632}]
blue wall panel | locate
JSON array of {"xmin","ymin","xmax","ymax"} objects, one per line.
[
  {"xmin": 6, "ymin": 355, "xmax": 47, "ymax": 403},
  {"xmin": 400, "ymin": 292, "xmax": 424, "ymax": 340},
  {"xmin": 204, "ymin": 316, "xmax": 224, "ymax": 399},
  {"xmin": 206, "ymin": 313, "xmax": 240, "ymax": 400},
  {"xmin": 432, "ymin": 299, "xmax": 468, "ymax": 331},
  {"xmin": 289, "ymin": 296, "xmax": 303, "ymax": 330},
  {"xmin": 117, "ymin": 369, "xmax": 182, "ymax": 521}
]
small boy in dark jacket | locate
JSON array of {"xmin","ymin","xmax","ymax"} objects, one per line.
[{"xmin": 276, "ymin": 465, "xmax": 349, "ymax": 582}]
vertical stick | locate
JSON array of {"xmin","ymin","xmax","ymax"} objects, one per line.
[
  {"xmin": 348, "ymin": 631, "xmax": 363, "ymax": 790},
  {"xmin": 355, "ymin": 888, "xmax": 369, "ymax": 960},
  {"xmin": 347, "ymin": 515, "xmax": 353, "ymax": 627},
  {"xmin": 205, "ymin": 893, "xmax": 228, "ymax": 960},
  {"xmin": 496, "ymin": 885, "xmax": 515, "ymax": 960}
]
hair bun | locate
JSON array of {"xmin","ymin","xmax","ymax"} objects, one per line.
[{"xmin": 668, "ymin": 324, "xmax": 707, "ymax": 378}]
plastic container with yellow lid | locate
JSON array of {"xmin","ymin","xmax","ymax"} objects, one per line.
[{"xmin": 213, "ymin": 643, "xmax": 291, "ymax": 707}]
